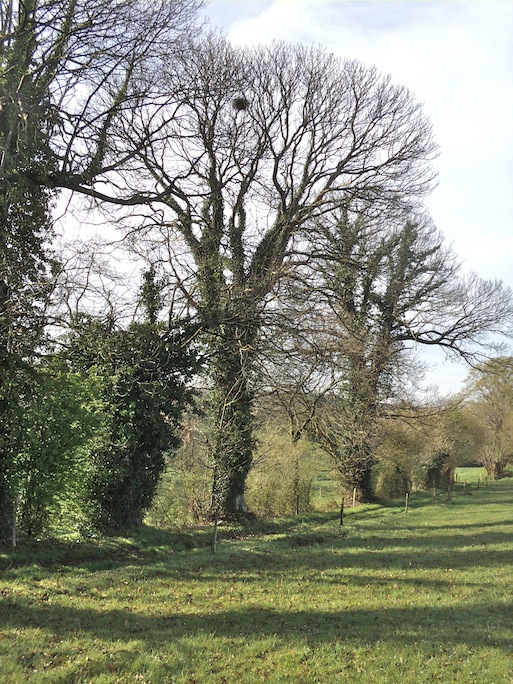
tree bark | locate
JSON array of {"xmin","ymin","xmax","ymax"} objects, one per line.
[
  {"xmin": 208, "ymin": 322, "xmax": 256, "ymax": 518},
  {"xmin": 487, "ymin": 461, "xmax": 505, "ymax": 480}
]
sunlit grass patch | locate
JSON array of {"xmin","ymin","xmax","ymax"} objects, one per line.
[{"xmin": 1, "ymin": 473, "xmax": 513, "ymax": 683}]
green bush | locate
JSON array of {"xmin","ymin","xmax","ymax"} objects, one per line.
[
  {"xmin": 372, "ymin": 460, "xmax": 411, "ymax": 499},
  {"xmin": 245, "ymin": 431, "xmax": 315, "ymax": 516},
  {"xmin": 414, "ymin": 450, "xmax": 453, "ymax": 490}
]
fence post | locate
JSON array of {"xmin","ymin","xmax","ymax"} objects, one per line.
[
  {"xmin": 211, "ymin": 513, "xmax": 219, "ymax": 554},
  {"xmin": 12, "ymin": 494, "xmax": 20, "ymax": 549}
]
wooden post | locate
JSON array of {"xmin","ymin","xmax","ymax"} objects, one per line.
[
  {"xmin": 352, "ymin": 488, "xmax": 357, "ymax": 508},
  {"xmin": 211, "ymin": 513, "xmax": 219, "ymax": 554},
  {"xmin": 12, "ymin": 494, "xmax": 20, "ymax": 549},
  {"xmin": 404, "ymin": 492, "xmax": 409, "ymax": 513},
  {"xmin": 340, "ymin": 499, "xmax": 344, "ymax": 526},
  {"xmin": 432, "ymin": 487, "xmax": 436, "ymax": 505}
]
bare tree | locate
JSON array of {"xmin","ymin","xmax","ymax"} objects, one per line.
[
  {"xmin": 1, "ymin": 0, "xmax": 202, "ymax": 187},
  {"xmin": 463, "ymin": 358, "xmax": 513, "ymax": 479},
  {"xmin": 106, "ymin": 37, "xmax": 438, "ymax": 517},
  {"xmin": 265, "ymin": 207, "xmax": 513, "ymax": 501}
]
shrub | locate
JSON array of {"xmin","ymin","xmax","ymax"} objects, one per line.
[{"xmin": 245, "ymin": 431, "xmax": 315, "ymax": 516}]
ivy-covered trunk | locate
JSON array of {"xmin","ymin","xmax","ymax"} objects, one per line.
[
  {"xmin": 0, "ymin": 345, "xmax": 23, "ymax": 543},
  {"xmin": 338, "ymin": 444, "xmax": 375, "ymax": 503},
  {"xmin": 1, "ymin": 0, "xmax": 56, "ymax": 541},
  {"xmin": 0, "ymin": 334, "xmax": 13, "ymax": 540},
  {"xmin": 487, "ymin": 461, "xmax": 505, "ymax": 480},
  {"xmin": 208, "ymin": 315, "xmax": 257, "ymax": 519},
  {"xmin": 337, "ymin": 359, "xmax": 380, "ymax": 503}
]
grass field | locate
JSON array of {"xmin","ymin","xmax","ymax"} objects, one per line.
[{"xmin": 1, "ymin": 473, "xmax": 512, "ymax": 683}]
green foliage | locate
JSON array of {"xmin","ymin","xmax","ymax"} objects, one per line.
[
  {"xmin": 0, "ymin": 173, "xmax": 57, "ymax": 534},
  {"xmin": 416, "ymin": 449, "xmax": 453, "ymax": 490},
  {"xmin": 463, "ymin": 357, "xmax": 513, "ymax": 478},
  {"xmin": 0, "ymin": 0, "xmax": 57, "ymax": 335},
  {"xmin": 0, "ymin": 349, "xmax": 28, "ymax": 537},
  {"xmin": 371, "ymin": 420, "xmax": 417, "ymax": 498},
  {"xmin": 147, "ymin": 459, "xmax": 211, "ymax": 529},
  {"xmin": 0, "ymin": 0, "xmax": 58, "ymax": 535},
  {"xmin": 372, "ymin": 460, "xmax": 411, "ymax": 499},
  {"xmin": 66, "ymin": 312, "xmax": 197, "ymax": 534},
  {"xmin": 15, "ymin": 358, "xmax": 102, "ymax": 538},
  {"xmin": 372, "ymin": 413, "xmax": 465, "ymax": 498},
  {"xmin": 146, "ymin": 413, "xmax": 212, "ymax": 528}
]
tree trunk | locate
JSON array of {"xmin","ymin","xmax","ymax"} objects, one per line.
[
  {"xmin": 487, "ymin": 461, "xmax": 505, "ymax": 480},
  {"xmin": 339, "ymin": 443, "xmax": 376, "ymax": 503},
  {"xmin": 210, "ymin": 395, "xmax": 253, "ymax": 518},
  {"xmin": 208, "ymin": 329, "xmax": 255, "ymax": 519},
  {"xmin": 0, "ymin": 462, "xmax": 14, "ymax": 545},
  {"xmin": 357, "ymin": 466, "xmax": 375, "ymax": 503}
]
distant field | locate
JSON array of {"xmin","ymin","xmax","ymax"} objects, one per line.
[
  {"xmin": 454, "ymin": 466, "xmax": 487, "ymax": 483},
  {"xmin": 1, "ymin": 471, "xmax": 513, "ymax": 683}
]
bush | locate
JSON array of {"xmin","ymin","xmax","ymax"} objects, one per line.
[
  {"xmin": 146, "ymin": 457, "xmax": 212, "ymax": 528},
  {"xmin": 245, "ymin": 431, "xmax": 315, "ymax": 516},
  {"xmin": 145, "ymin": 419, "xmax": 212, "ymax": 528},
  {"xmin": 414, "ymin": 450, "xmax": 453, "ymax": 490},
  {"xmin": 372, "ymin": 461, "xmax": 411, "ymax": 499}
]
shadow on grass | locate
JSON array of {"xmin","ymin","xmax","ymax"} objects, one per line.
[
  {"xmin": 3, "ymin": 516, "xmax": 512, "ymax": 584},
  {"xmin": 2, "ymin": 524, "xmax": 513, "ymax": 597},
  {"xmin": 2, "ymin": 481, "xmax": 512, "ymax": 610},
  {"xmin": 0, "ymin": 514, "xmax": 337, "ymax": 571},
  {"xmin": 0, "ymin": 596, "xmax": 511, "ymax": 652},
  {"xmin": 2, "ymin": 481, "xmax": 513, "ymax": 672}
]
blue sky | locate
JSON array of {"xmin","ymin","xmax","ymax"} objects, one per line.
[{"xmin": 203, "ymin": 0, "xmax": 513, "ymax": 394}]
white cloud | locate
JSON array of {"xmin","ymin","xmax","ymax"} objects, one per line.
[
  {"xmin": 208, "ymin": 0, "xmax": 513, "ymax": 270},
  {"xmin": 227, "ymin": 0, "xmax": 332, "ymax": 45}
]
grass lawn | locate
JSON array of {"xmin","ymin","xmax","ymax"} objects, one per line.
[{"xmin": 1, "ymin": 475, "xmax": 513, "ymax": 683}]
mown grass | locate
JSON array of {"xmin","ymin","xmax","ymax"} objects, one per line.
[
  {"xmin": 1, "ymin": 474, "xmax": 513, "ymax": 683},
  {"xmin": 454, "ymin": 466, "xmax": 487, "ymax": 483}
]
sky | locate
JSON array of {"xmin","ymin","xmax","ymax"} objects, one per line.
[{"xmin": 202, "ymin": 0, "xmax": 513, "ymax": 394}]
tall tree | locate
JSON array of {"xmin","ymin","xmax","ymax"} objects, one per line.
[
  {"xmin": 0, "ymin": 0, "xmax": 202, "ymax": 192},
  {"xmin": 0, "ymin": 0, "xmax": 201, "ymax": 536},
  {"xmin": 266, "ymin": 209, "xmax": 513, "ymax": 501},
  {"xmin": 0, "ymin": 0, "xmax": 57, "ymax": 534},
  {"xmin": 114, "ymin": 38, "xmax": 438, "ymax": 517},
  {"xmin": 463, "ymin": 358, "xmax": 513, "ymax": 479}
]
